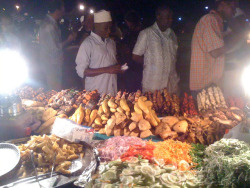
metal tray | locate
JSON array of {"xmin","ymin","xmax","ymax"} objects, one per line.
[{"xmin": 0, "ymin": 137, "xmax": 94, "ymax": 188}]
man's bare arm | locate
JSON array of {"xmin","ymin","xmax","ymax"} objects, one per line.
[
  {"xmin": 132, "ymin": 54, "xmax": 144, "ymax": 64},
  {"xmin": 209, "ymin": 47, "xmax": 226, "ymax": 58},
  {"xmin": 84, "ymin": 64, "xmax": 122, "ymax": 77}
]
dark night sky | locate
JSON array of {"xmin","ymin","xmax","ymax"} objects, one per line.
[{"xmin": 0, "ymin": 0, "xmax": 249, "ymax": 24}]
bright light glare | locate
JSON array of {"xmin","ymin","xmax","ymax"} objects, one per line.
[
  {"xmin": 178, "ymin": 17, "xmax": 182, "ymax": 21},
  {"xmin": 242, "ymin": 65, "xmax": 250, "ymax": 97},
  {"xmin": 79, "ymin": 4, "xmax": 84, "ymax": 11},
  {"xmin": 90, "ymin": 9, "xmax": 94, "ymax": 14},
  {"xmin": 205, "ymin": 6, "xmax": 209, "ymax": 10},
  {"xmin": 15, "ymin": 5, "xmax": 20, "ymax": 10},
  {"xmin": 0, "ymin": 49, "xmax": 28, "ymax": 94}
]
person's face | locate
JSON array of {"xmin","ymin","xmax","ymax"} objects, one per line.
[
  {"xmin": 95, "ymin": 22, "xmax": 112, "ymax": 38},
  {"xmin": 157, "ymin": 9, "xmax": 173, "ymax": 31},
  {"xmin": 221, "ymin": 1, "xmax": 236, "ymax": 20}
]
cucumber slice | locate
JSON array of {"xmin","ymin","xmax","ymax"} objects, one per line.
[
  {"xmin": 93, "ymin": 183, "xmax": 102, "ymax": 188},
  {"xmin": 141, "ymin": 166, "xmax": 156, "ymax": 176},
  {"xmin": 108, "ymin": 160, "xmax": 122, "ymax": 167},
  {"xmin": 176, "ymin": 171, "xmax": 187, "ymax": 182},
  {"xmin": 152, "ymin": 165, "xmax": 162, "ymax": 175},
  {"xmin": 186, "ymin": 180, "xmax": 199, "ymax": 188},
  {"xmin": 121, "ymin": 169, "xmax": 134, "ymax": 176},
  {"xmin": 161, "ymin": 173, "xmax": 178, "ymax": 185},
  {"xmin": 128, "ymin": 157, "xmax": 139, "ymax": 164},
  {"xmin": 120, "ymin": 176, "xmax": 134, "ymax": 185},
  {"xmin": 98, "ymin": 164, "xmax": 107, "ymax": 173},
  {"xmin": 101, "ymin": 171, "xmax": 117, "ymax": 181},
  {"xmin": 128, "ymin": 163, "xmax": 137, "ymax": 169},
  {"xmin": 140, "ymin": 159, "xmax": 149, "ymax": 163},
  {"xmin": 103, "ymin": 184, "xmax": 115, "ymax": 188},
  {"xmin": 151, "ymin": 183, "xmax": 162, "ymax": 188},
  {"xmin": 164, "ymin": 165, "xmax": 177, "ymax": 172}
]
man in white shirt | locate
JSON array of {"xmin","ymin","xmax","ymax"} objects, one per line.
[
  {"xmin": 39, "ymin": 0, "xmax": 75, "ymax": 90},
  {"xmin": 76, "ymin": 10, "xmax": 122, "ymax": 96},
  {"xmin": 132, "ymin": 4, "xmax": 179, "ymax": 94}
]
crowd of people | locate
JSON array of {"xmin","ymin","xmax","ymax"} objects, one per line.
[{"xmin": 0, "ymin": 0, "xmax": 249, "ymax": 97}]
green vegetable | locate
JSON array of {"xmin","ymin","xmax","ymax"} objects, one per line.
[
  {"xmin": 189, "ymin": 143, "xmax": 206, "ymax": 170},
  {"xmin": 201, "ymin": 139, "xmax": 250, "ymax": 188}
]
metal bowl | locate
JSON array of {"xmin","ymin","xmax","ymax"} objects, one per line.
[{"xmin": 0, "ymin": 143, "xmax": 21, "ymax": 179}]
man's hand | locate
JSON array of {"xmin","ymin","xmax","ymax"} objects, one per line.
[{"xmin": 108, "ymin": 64, "xmax": 123, "ymax": 74}]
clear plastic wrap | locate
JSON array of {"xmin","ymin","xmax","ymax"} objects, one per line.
[{"xmin": 51, "ymin": 118, "xmax": 94, "ymax": 144}]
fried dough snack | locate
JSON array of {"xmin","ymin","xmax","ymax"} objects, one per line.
[{"xmin": 17, "ymin": 134, "xmax": 84, "ymax": 178}]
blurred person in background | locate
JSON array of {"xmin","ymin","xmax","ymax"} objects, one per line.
[
  {"xmin": 189, "ymin": 0, "xmax": 241, "ymax": 97},
  {"xmin": 222, "ymin": 0, "xmax": 248, "ymax": 96},
  {"xmin": 76, "ymin": 10, "xmax": 124, "ymax": 96},
  {"xmin": 77, "ymin": 13, "xmax": 94, "ymax": 45},
  {"xmin": 0, "ymin": 13, "xmax": 21, "ymax": 50},
  {"xmin": 119, "ymin": 10, "xmax": 143, "ymax": 92},
  {"xmin": 132, "ymin": 4, "xmax": 179, "ymax": 94},
  {"xmin": 39, "ymin": 0, "xmax": 76, "ymax": 91}
]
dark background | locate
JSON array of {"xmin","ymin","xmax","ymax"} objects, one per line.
[{"xmin": 0, "ymin": 0, "xmax": 249, "ymax": 24}]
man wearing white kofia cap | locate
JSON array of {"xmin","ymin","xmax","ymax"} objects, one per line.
[{"xmin": 76, "ymin": 10, "xmax": 123, "ymax": 96}]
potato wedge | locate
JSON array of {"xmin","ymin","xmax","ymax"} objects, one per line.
[
  {"xmin": 102, "ymin": 99, "xmax": 110, "ymax": 114},
  {"xmin": 108, "ymin": 99, "xmax": 118, "ymax": 109},
  {"xmin": 140, "ymin": 130, "xmax": 152, "ymax": 138},
  {"xmin": 129, "ymin": 127, "xmax": 140, "ymax": 137},
  {"xmin": 134, "ymin": 102, "xmax": 143, "ymax": 115},
  {"xmin": 138, "ymin": 97, "xmax": 149, "ymax": 114},
  {"xmin": 131, "ymin": 112, "xmax": 143, "ymax": 122},
  {"xmin": 120, "ymin": 99, "xmax": 130, "ymax": 112},
  {"xmin": 138, "ymin": 119, "xmax": 151, "ymax": 131},
  {"xmin": 129, "ymin": 122, "xmax": 137, "ymax": 131},
  {"xmin": 88, "ymin": 109, "xmax": 98, "ymax": 126}
]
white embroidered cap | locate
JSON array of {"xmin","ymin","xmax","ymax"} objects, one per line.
[{"xmin": 94, "ymin": 10, "xmax": 112, "ymax": 23}]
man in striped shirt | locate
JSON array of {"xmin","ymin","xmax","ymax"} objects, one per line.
[{"xmin": 189, "ymin": 0, "xmax": 238, "ymax": 96}]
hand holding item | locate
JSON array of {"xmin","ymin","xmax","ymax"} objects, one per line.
[
  {"xmin": 108, "ymin": 64, "xmax": 123, "ymax": 74},
  {"xmin": 121, "ymin": 63, "xmax": 129, "ymax": 71}
]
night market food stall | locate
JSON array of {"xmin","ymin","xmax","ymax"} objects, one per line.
[{"xmin": 0, "ymin": 50, "xmax": 249, "ymax": 187}]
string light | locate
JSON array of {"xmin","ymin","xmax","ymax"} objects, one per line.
[{"xmin": 79, "ymin": 4, "xmax": 84, "ymax": 11}]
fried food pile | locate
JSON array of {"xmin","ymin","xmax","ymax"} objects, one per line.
[{"xmin": 17, "ymin": 135, "xmax": 84, "ymax": 178}]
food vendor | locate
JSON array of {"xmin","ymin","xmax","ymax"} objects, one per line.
[
  {"xmin": 189, "ymin": 0, "xmax": 242, "ymax": 97},
  {"xmin": 76, "ymin": 10, "xmax": 123, "ymax": 96},
  {"xmin": 132, "ymin": 4, "xmax": 179, "ymax": 94}
]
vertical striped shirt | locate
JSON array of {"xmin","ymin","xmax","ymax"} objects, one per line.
[{"xmin": 190, "ymin": 10, "xmax": 225, "ymax": 91}]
